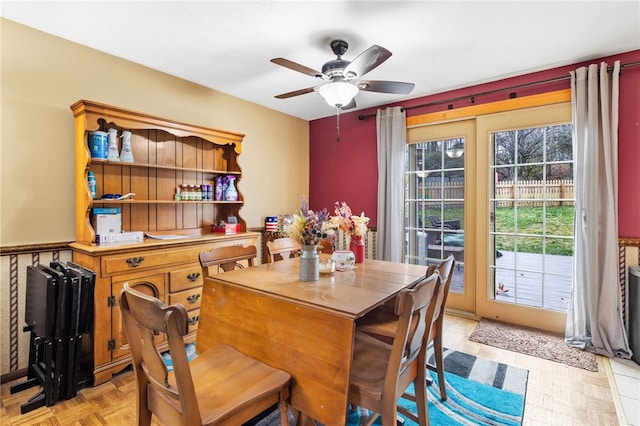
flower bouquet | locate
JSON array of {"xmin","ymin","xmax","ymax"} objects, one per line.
[
  {"xmin": 329, "ymin": 202, "xmax": 369, "ymax": 237},
  {"xmin": 286, "ymin": 197, "xmax": 329, "ymax": 281},
  {"xmin": 286, "ymin": 197, "xmax": 329, "ymax": 247},
  {"xmin": 329, "ymin": 201, "xmax": 370, "ymax": 263}
]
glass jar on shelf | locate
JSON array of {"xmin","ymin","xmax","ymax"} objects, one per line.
[{"xmin": 180, "ymin": 184, "xmax": 189, "ymax": 201}]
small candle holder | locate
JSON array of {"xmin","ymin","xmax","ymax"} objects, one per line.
[{"xmin": 319, "ymin": 259, "xmax": 336, "ymax": 275}]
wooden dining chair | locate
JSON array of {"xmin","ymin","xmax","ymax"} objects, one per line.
[
  {"xmin": 119, "ymin": 284, "xmax": 291, "ymax": 426},
  {"xmin": 348, "ymin": 272, "xmax": 441, "ymax": 426},
  {"xmin": 356, "ymin": 255, "xmax": 456, "ymax": 401},
  {"xmin": 199, "ymin": 244, "xmax": 257, "ymax": 276},
  {"xmin": 265, "ymin": 237, "xmax": 301, "ymax": 262}
]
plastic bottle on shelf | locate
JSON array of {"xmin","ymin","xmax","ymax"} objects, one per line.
[
  {"xmin": 224, "ymin": 176, "xmax": 238, "ymax": 201},
  {"xmin": 119, "ymin": 130, "xmax": 134, "ymax": 162},
  {"xmin": 107, "ymin": 128, "xmax": 120, "ymax": 161},
  {"xmin": 88, "ymin": 171, "xmax": 97, "ymax": 199},
  {"xmin": 215, "ymin": 176, "xmax": 224, "ymax": 200}
]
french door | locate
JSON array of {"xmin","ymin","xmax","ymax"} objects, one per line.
[
  {"xmin": 405, "ymin": 101, "xmax": 573, "ymax": 330},
  {"xmin": 405, "ymin": 120, "xmax": 476, "ymax": 312},
  {"xmin": 476, "ymin": 103, "xmax": 573, "ymax": 332}
]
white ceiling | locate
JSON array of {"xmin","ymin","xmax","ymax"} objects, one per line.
[{"xmin": 2, "ymin": 1, "xmax": 639, "ymax": 121}]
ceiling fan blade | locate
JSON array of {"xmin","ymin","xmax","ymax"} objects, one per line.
[
  {"xmin": 357, "ymin": 80, "xmax": 415, "ymax": 95},
  {"xmin": 343, "ymin": 45, "xmax": 392, "ymax": 78},
  {"xmin": 271, "ymin": 58, "xmax": 324, "ymax": 79},
  {"xmin": 274, "ymin": 86, "xmax": 317, "ymax": 99}
]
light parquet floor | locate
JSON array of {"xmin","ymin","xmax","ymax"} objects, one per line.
[{"xmin": 1, "ymin": 315, "xmax": 621, "ymax": 425}]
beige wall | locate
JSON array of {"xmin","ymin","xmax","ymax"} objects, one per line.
[{"xmin": 0, "ymin": 18, "xmax": 309, "ymax": 247}]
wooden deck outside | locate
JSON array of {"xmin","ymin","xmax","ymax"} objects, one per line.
[{"xmin": 443, "ymin": 250, "xmax": 573, "ymax": 312}]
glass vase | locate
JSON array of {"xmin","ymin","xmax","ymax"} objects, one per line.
[
  {"xmin": 350, "ymin": 235, "xmax": 365, "ymax": 263},
  {"xmin": 300, "ymin": 245, "xmax": 319, "ymax": 281}
]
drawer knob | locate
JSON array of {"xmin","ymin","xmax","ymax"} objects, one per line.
[
  {"xmin": 186, "ymin": 293, "xmax": 201, "ymax": 304},
  {"xmin": 189, "ymin": 315, "xmax": 199, "ymax": 326},
  {"xmin": 126, "ymin": 257, "xmax": 145, "ymax": 268},
  {"xmin": 187, "ymin": 272, "xmax": 201, "ymax": 282}
]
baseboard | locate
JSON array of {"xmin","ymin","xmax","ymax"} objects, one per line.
[
  {"xmin": 0, "ymin": 368, "xmax": 26, "ymax": 384},
  {"xmin": 603, "ymin": 357, "xmax": 629, "ymax": 426},
  {"xmin": 444, "ymin": 308, "xmax": 480, "ymax": 321}
]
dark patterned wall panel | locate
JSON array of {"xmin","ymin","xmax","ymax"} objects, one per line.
[{"xmin": 0, "ymin": 249, "xmax": 72, "ymax": 376}]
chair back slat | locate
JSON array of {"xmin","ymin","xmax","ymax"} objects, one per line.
[
  {"xmin": 266, "ymin": 237, "xmax": 301, "ymax": 262},
  {"xmin": 389, "ymin": 272, "xmax": 441, "ymax": 382},
  {"xmin": 199, "ymin": 244, "xmax": 257, "ymax": 275}
]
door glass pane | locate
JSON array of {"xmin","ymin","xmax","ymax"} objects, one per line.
[
  {"xmin": 490, "ymin": 124, "xmax": 574, "ymax": 312},
  {"xmin": 405, "ymin": 138, "xmax": 465, "ymax": 293}
]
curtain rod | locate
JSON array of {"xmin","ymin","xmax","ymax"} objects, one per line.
[{"xmin": 357, "ymin": 60, "xmax": 640, "ymax": 121}]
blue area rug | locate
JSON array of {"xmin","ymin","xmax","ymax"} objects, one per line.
[
  {"xmin": 346, "ymin": 371, "xmax": 525, "ymax": 425},
  {"xmin": 345, "ymin": 348, "xmax": 527, "ymax": 425},
  {"xmin": 253, "ymin": 348, "xmax": 528, "ymax": 426},
  {"xmin": 161, "ymin": 342, "xmax": 198, "ymax": 372}
]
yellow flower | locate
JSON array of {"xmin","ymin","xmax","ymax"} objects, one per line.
[{"xmin": 351, "ymin": 213, "xmax": 370, "ymax": 237}]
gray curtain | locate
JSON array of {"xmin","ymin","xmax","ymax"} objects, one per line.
[
  {"xmin": 565, "ymin": 61, "xmax": 631, "ymax": 358},
  {"xmin": 376, "ymin": 107, "xmax": 406, "ymax": 262}
]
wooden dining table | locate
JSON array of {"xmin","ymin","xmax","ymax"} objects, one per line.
[{"xmin": 195, "ymin": 256, "xmax": 427, "ymax": 425}]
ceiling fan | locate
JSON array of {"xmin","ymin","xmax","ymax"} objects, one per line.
[{"xmin": 271, "ymin": 39, "xmax": 415, "ymax": 110}]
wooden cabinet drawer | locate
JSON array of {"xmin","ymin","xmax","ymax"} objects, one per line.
[
  {"xmin": 169, "ymin": 266, "xmax": 203, "ymax": 292},
  {"xmin": 187, "ymin": 308, "xmax": 200, "ymax": 334},
  {"xmin": 169, "ymin": 287, "xmax": 203, "ymax": 310},
  {"xmin": 102, "ymin": 247, "xmax": 203, "ymax": 276}
]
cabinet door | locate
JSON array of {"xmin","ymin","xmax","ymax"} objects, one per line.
[{"xmin": 111, "ymin": 274, "xmax": 165, "ymax": 361}]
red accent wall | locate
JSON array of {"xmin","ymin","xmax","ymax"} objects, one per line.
[{"xmin": 309, "ymin": 50, "xmax": 640, "ymax": 238}]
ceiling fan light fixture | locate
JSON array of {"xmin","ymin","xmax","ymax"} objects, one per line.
[
  {"xmin": 445, "ymin": 141, "xmax": 465, "ymax": 159},
  {"xmin": 319, "ymin": 81, "xmax": 359, "ymax": 107}
]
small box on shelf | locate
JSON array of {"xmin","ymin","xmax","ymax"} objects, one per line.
[
  {"xmin": 96, "ymin": 231, "xmax": 144, "ymax": 244},
  {"xmin": 212, "ymin": 223, "xmax": 240, "ymax": 234},
  {"xmin": 91, "ymin": 208, "xmax": 122, "ymax": 235}
]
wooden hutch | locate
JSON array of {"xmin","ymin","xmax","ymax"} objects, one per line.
[{"xmin": 69, "ymin": 100, "xmax": 259, "ymax": 385}]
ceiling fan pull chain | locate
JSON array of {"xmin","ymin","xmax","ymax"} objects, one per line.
[{"xmin": 336, "ymin": 106, "xmax": 341, "ymax": 142}]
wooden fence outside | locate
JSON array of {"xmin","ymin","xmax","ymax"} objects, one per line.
[{"xmin": 421, "ymin": 179, "xmax": 575, "ymax": 207}]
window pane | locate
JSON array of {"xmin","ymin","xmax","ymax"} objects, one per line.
[
  {"xmin": 546, "ymin": 124, "xmax": 573, "ymax": 162},
  {"xmin": 494, "ymin": 131, "xmax": 515, "ymax": 166},
  {"xmin": 514, "ymin": 203, "xmax": 543, "ymax": 235},
  {"xmin": 517, "ymin": 128, "xmax": 544, "ymax": 164}
]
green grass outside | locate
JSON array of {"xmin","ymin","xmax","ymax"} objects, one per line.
[{"xmin": 420, "ymin": 205, "xmax": 574, "ymax": 256}]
